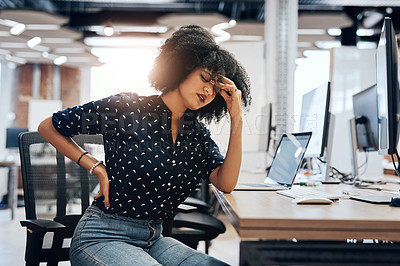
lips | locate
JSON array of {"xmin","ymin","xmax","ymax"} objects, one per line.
[{"xmin": 197, "ymin": 94, "xmax": 206, "ymax": 104}]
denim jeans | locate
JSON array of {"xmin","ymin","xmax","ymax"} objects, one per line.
[{"xmin": 70, "ymin": 205, "xmax": 229, "ymax": 266}]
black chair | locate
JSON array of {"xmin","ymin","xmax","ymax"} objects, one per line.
[
  {"xmin": 163, "ymin": 195, "xmax": 226, "ymax": 253},
  {"xmin": 19, "ymin": 132, "xmax": 103, "ymax": 266},
  {"xmin": 19, "ymin": 131, "xmax": 226, "ymax": 265}
]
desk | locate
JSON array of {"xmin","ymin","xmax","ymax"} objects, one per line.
[
  {"xmin": 212, "ymin": 172, "xmax": 400, "ymax": 265},
  {"xmin": 0, "ymin": 161, "xmax": 18, "ymax": 220}
]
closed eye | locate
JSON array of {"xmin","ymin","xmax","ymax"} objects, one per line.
[{"xmin": 201, "ymin": 73, "xmax": 211, "ymax": 82}]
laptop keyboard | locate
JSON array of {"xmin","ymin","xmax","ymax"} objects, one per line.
[{"xmin": 276, "ymin": 187, "xmax": 341, "ymax": 200}]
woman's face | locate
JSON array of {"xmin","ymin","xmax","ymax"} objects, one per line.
[{"xmin": 178, "ymin": 67, "xmax": 219, "ymax": 110}]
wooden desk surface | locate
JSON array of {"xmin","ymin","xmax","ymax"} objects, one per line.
[{"xmin": 213, "ymin": 171, "xmax": 400, "ymax": 241}]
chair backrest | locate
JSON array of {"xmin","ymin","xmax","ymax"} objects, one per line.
[
  {"xmin": 18, "ymin": 132, "xmax": 104, "ymax": 265},
  {"xmin": 19, "ymin": 132, "xmax": 104, "ymax": 222}
]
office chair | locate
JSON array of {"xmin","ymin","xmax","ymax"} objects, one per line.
[
  {"xmin": 19, "ymin": 132, "xmax": 103, "ymax": 266},
  {"xmin": 166, "ymin": 195, "xmax": 226, "ymax": 254}
]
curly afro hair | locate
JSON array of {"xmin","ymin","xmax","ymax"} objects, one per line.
[{"xmin": 148, "ymin": 25, "xmax": 251, "ymax": 123}]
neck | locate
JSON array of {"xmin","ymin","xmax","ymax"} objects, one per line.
[{"xmin": 161, "ymin": 89, "xmax": 187, "ymax": 120}]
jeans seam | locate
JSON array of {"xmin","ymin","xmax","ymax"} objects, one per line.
[{"xmin": 73, "ymin": 213, "xmax": 107, "ymax": 266}]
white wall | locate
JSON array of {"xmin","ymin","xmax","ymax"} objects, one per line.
[{"xmin": 330, "ymin": 46, "xmax": 383, "ymax": 176}]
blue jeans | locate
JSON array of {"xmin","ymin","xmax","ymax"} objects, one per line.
[{"xmin": 70, "ymin": 205, "xmax": 229, "ymax": 266}]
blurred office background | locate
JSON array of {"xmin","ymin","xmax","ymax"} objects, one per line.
[{"xmin": 0, "ymin": 0, "xmax": 399, "ymax": 265}]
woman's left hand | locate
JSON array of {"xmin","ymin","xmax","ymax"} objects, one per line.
[{"xmin": 218, "ymin": 76, "xmax": 242, "ymax": 120}]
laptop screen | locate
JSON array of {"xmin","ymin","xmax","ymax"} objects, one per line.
[{"xmin": 264, "ymin": 132, "xmax": 312, "ymax": 187}]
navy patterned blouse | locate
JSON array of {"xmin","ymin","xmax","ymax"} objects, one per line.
[{"xmin": 52, "ymin": 93, "xmax": 224, "ymax": 220}]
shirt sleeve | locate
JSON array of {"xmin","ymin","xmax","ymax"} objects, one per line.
[
  {"xmin": 198, "ymin": 123, "xmax": 225, "ymax": 184},
  {"xmin": 52, "ymin": 92, "xmax": 140, "ymax": 137}
]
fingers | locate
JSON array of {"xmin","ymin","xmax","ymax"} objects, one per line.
[
  {"xmin": 103, "ymin": 190, "xmax": 110, "ymax": 209},
  {"xmin": 93, "ymin": 179, "xmax": 110, "ymax": 209}
]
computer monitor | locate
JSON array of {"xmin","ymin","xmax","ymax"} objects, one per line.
[
  {"xmin": 376, "ymin": 17, "xmax": 400, "ymax": 156},
  {"xmin": 352, "ymin": 84, "xmax": 379, "ymax": 152},
  {"xmin": 299, "ymin": 82, "xmax": 336, "ymax": 183},
  {"xmin": 6, "ymin": 127, "xmax": 29, "ymax": 149},
  {"xmin": 266, "ymin": 103, "xmax": 276, "ymax": 154},
  {"xmin": 299, "ymin": 82, "xmax": 331, "ymax": 158}
]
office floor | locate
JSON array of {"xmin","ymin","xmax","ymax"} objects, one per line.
[{"xmin": 0, "ymin": 207, "xmax": 240, "ymax": 266}]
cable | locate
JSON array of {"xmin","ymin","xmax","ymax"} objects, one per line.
[
  {"xmin": 391, "ymin": 152, "xmax": 400, "ymax": 177},
  {"xmin": 357, "ymin": 152, "xmax": 369, "ymax": 176}
]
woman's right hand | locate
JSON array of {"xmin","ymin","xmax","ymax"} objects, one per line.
[{"xmin": 93, "ymin": 164, "xmax": 110, "ymax": 209}]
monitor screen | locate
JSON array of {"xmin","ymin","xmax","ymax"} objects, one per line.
[
  {"xmin": 6, "ymin": 127, "xmax": 29, "ymax": 149},
  {"xmin": 299, "ymin": 82, "xmax": 331, "ymax": 158},
  {"xmin": 352, "ymin": 85, "xmax": 379, "ymax": 152},
  {"xmin": 376, "ymin": 17, "xmax": 400, "ymax": 155}
]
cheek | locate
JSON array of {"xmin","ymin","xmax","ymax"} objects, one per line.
[{"xmin": 206, "ymin": 95, "xmax": 216, "ymax": 105}]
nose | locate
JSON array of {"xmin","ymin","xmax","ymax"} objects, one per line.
[{"xmin": 203, "ymin": 86, "xmax": 215, "ymax": 96}]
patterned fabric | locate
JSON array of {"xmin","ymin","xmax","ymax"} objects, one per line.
[{"xmin": 52, "ymin": 93, "xmax": 224, "ymax": 220}]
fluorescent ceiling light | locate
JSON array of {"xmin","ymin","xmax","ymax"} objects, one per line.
[
  {"xmin": 10, "ymin": 23, "xmax": 26, "ymax": 35},
  {"xmin": 103, "ymin": 25, "xmax": 114, "ymax": 37},
  {"xmin": 54, "ymin": 56, "xmax": 67, "ymax": 65},
  {"xmin": 356, "ymin": 29, "xmax": 375, "ymax": 36},
  {"xmin": 5, "ymin": 54, "xmax": 27, "ymax": 64},
  {"xmin": 211, "ymin": 20, "xmax": 237, "ymax": 43},
  {"xmin": 315, "ymin": 40, "xmax": 341, "ymax": 49},
  {"xmin": 357, "ymin": 41, "xmax": 377, "ymax": 49},
  {"xmin": 27, "ymin": 37, "xmax": 42, "ymax": 48},
  {"xmin": 0, "ymin": 19, "xmax": 18, "ymax": 27},
  {"xmin": 327, "ymin": 28, "xmax": 341, "ymax": 37}
]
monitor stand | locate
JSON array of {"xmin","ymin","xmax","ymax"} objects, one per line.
[
  {"xmin": 349, "ymin": 117, "xmax": 359, "ymax": 179},
  {"xmin": 305, "ymin": 114, "xmax": 340, "ymax": 184}
]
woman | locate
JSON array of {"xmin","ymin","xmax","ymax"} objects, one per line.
[{"xmin": 38, "ymin": 25, "xmax": 251, "ymax": 265}]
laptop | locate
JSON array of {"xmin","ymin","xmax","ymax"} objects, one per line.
[{"xmin": 234, "ymin": 132, "xmax": 312, "ymax": 191}]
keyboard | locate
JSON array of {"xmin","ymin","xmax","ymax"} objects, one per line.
[{"xmin": 276, "ymin": 187, "xmax": 341, "ymax": 201}]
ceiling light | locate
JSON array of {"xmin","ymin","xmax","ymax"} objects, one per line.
[
  {"xmin": 315, "ymin": 40, "xmax": 341, "ymax": 49},
  {"xmin": 356, "ymin": 29, "xmax": 375, "ymax": 36},
  {"xmin": 327, "ymin": 28, "xmax": 342, "ymax": 37},
  {"xmin": 5, "ymin": 54, "xmax": 27, "ymax": 64},
  {"xmin": 10, "ymin": 23, "xmax": 26, "ymax": 35},
  {"xmin": 103, "ymin": 22, "xmax": 114, "ymax": 37},
  {"xmin": 54, "ymin": 56, "xmax": 67, "ymax": 65},
  {"xmin": 211, "ymin": 20, "xmax": 237, "ymax": 43},
  {"xmin": 0, "ymin": 19, "xmax": 18, "ymax": 27},
  {"xmin": 27, "ymin": 37, "xmax": 42, "ymax": 48}
]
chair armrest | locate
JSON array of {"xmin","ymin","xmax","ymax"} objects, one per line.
[
  {"xmin": 177, "ymin": 204, "xmax": 198, "ymax": 213},
  {"xmin": 183, "ymin": 197, "xmax": 212, "ymax": 213},
  {"xmin": 20, "ymin": 219, "xmax": 66, "ymax": 232}
]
